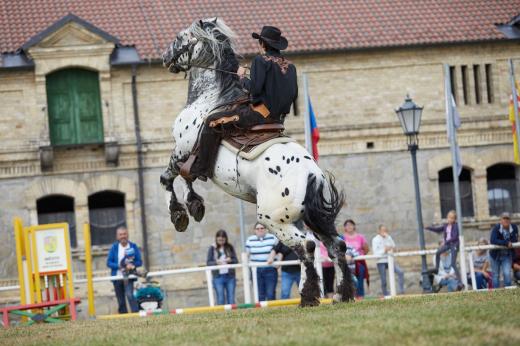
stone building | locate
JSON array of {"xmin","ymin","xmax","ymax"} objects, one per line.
[{"xmin": 1, "ymin": 1, "xmax": 519, "ymax": 306}]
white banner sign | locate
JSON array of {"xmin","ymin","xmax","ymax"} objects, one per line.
[{"xmin": 35, "ymin": 227, "xmax": 68, "ymax": 273}]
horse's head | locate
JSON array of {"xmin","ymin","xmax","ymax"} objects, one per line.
[{"xmin": 163, "ymin": 18, "xmax": 237, "ymax": 74}]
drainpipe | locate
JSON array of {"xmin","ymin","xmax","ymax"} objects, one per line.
[{"xmin": 131, "ymin": 64, "xmax": 150, "ymax": 270}]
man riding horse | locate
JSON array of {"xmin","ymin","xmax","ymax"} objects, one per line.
[{"xmin": 180, "ymin": 26, "xmax": 298, "ymax": 181}]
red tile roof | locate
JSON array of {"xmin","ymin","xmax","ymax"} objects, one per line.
[{"xmin": 0, "ymin": 0, "xmax": 518, "ymax": 60}]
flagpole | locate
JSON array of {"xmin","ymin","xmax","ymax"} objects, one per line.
[
  {"xmin": 302, "ymin": 73, "xmax": 313, "ymax": 156},
  {"xmin": 508, "ymin": 59, "xmax": 520, "ymax": 159},
  {"xmin": 444, "ymin": 64, "xmax": 468, "ymax": 290}
]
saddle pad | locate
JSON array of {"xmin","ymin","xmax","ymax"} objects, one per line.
[{"xmin": 222, "ymin": 136, "xmax": 295, "ymax": 161}]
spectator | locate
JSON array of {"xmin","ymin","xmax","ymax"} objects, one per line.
[
  {"xmin": 246, "ymin": 222, "xmax": 278, "ymax": 301},
  {"xmin": 434, "ymin": 251, "xmax": 459, "ymax": 292},
  {"xmin": 469, "ymin": 238, "xmax": 491, "ymax": 290},
  {"xmin": 426, "ymin": 210, "xmax": 463, "ymax": 289},
  {"xmin": 513, "ymin": 246, "xmax": 520, "ymax": 284},
  {"xmin": 320, "ymin": 242, "xmax": 335, "ymax": 298},
  {"xmin": 106, "ymin": 226, "xmax": 142, "ymax": 313},
  {"xmin": 343, "ymin": 219, "xmax": 369, "ymax": 297},
  {"xmin": 372, "ymin": 225, "xmax": 405, "ymax": 296},
  {"xmin": 272, "ymin": 242, "xmax": 300, "ymax": 299},
  {"xmin": 206, "ymin": 229, "xmax": 238, "ymax": 305},
  {"xmin": 489, "ymin": 212, "xmax": 518, "ymax": 288}
]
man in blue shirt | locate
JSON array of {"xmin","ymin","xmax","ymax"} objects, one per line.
[
  {"xmin": 246, "ymin": 222, "xmax": 279, "ymax": 301},
  {"xmin": 106, "ymin": 226, "xmax": 142, "ymax": 313},
  {"xmin": 489, "ymin": 212, "xmax": 518, "ymax": 288}
]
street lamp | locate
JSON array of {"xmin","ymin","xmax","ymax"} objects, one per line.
[{"xmin": 395, "ymin": 95, "xmax": 432, "ymax": 292}]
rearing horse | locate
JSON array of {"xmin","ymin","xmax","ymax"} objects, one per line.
[{"xmin": 161, "ymin": 18, "xmax": 354, "ymax": 305}]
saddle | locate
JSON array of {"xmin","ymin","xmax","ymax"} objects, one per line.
[{"xmin": 223, "ymin": 123, "xmax": 295, "ymax": 160}]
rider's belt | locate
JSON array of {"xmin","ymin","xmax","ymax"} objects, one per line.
[
  {"xmin": 251, "ymin": 103, "xmax": 270, "ymax": 118},
  {"xmin": 209, "ymin": 115, "xmax": 239, "ymax": 127}
]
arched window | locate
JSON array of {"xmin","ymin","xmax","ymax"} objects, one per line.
[
  {"xmin": 88, "ymin": 191, "xmax": 126, "ymax": 246},
  {"xmin": 438, "ymin": 167, "xmax": 474, "ymax": 217},
  {"xmin": 487, "ymin": 164, "xmax": 519, "ymax": 216},
  {"xmin": 46, "ymin": 68, "xmax": 104, "ymax": 146},
  {"xmin": 37, "ymin": 195, "xmax": 77, "ymax": 248}
]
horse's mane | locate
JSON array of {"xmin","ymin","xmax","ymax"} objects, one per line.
[{"xmin": 188, "ymin": 18, "xmax": 245, "ymax": 102}]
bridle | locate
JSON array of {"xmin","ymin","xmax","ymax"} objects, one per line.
[{"xmin": 169, "ymin": 37, "xmax": 249, "ymax": 78}]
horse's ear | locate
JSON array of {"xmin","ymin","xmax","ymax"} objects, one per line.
[
  {"xmin": 199, "ymin": 20, "xmax": 204, "ymax": 28},
  {"xmin": 213, "ymin": 17, "xmax": 218, "ymax": 24}
]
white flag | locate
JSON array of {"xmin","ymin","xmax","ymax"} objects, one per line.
[{"xmin": 448, "ymin": 95, "xmax": 463, "ymax": 177}]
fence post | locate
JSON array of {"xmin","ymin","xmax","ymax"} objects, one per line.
[
  {"xmin": 388, "ymin": 253, "xmax": 397, "ymax": 297},
  {"xmin": 468, "ymin": 251, "xmax": 477, "ymax": 291},
  {"xmin": 241, "ymin": 252, "xmax": 252, "ymax": 304},
  {"xmin": 251, "ymin": 266, "xmax": 259, "ymax": 303},
  {"xmin": 205, "ymin": 269, "xmax": 215, "ymax": 306},
  {"xmin": 314, "ymin": 244, "xmax": 324, "ymax": 297}
]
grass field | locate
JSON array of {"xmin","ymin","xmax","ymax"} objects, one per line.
[{"xmin": 2, "ymin": 289, "xmax": 519, "ymax": 346}]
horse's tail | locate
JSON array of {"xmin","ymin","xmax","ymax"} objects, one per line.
[{"xmin": 302, "ymin": 172, "xmax": 344, "ymax": 238}]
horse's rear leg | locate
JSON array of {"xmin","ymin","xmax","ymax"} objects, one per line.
[
  {"xmin": 161, "ymin": 153, "xmax": 189, "ymax": 232},
  {"xmin": 263, "ymin": 222, "xmax": 320, "ymax": 307},
  {"xmin": 322, "ymin": 236, "xmax": 355, "ymax": 302}
]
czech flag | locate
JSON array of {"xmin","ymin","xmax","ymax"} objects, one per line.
[{"xmin": 309, "ymin": 98, "xmax": 320, "ymax": 160}]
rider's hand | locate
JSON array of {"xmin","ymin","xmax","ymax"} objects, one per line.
[{"xmin": 237, "ymin": 66, "xmax": 246, "ymax": 78}]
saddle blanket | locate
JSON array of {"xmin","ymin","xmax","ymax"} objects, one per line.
[{"xmin": 222, "ymin": 136, "xmax": 295, "ymax": 161}]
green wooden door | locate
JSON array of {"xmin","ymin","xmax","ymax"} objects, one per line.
[{"xmin": 46, "ymin": 69, "xmax": 104, "ymax": 145}]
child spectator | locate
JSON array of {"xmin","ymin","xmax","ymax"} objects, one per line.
[
  {"xmin": 372, "ymin": 225, "xmax": 405, "ymax": 296},
  {"xmin": 469, "ymin": 238, "xmax": 491, "ymax": 289}
]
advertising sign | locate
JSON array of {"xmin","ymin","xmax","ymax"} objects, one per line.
[{"xmin": 34, "ymin": 226, "xmax": 68, "ymax": 274}]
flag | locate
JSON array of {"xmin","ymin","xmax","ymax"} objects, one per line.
[
  {"xmin": 445, "ymin": 92, "xmax": 463, "ymax": 176},
  {"xmin": 509, "ymin": 82, "xmax": 520, "ymax": 164},
  {"xmin": 308, "ymin": 98, "xmax": 320, "ymax": 161}
]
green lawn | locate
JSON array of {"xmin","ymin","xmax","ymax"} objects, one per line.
[{"xmin": 2, "ymin": 290, "xmax": 519, "ymax": 346}]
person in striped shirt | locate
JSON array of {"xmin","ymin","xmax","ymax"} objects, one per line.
[{"xmin": 246, "ymin": 222, "xmax": 279, "ymax": 301}]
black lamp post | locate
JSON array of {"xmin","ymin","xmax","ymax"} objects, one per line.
[{"xmin": 395, "ymin": 95, "xmax": 432, "ymax": 292}]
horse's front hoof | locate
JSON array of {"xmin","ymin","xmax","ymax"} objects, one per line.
[
  {"xmin": 187, "ymin": 193, "xmax": 205, "ymax": 222},
  {"xmin": 171, "ymin": 210, "xmax": 189, "ymax": 232}
]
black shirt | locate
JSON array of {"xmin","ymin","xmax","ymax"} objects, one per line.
[
  {"xmin": 241, "ymin": 50, "xmax": 298, "ymax": 122},
  {"xmin": 273, "ymin": 242, "xmax": 300, "ymax": 273}
]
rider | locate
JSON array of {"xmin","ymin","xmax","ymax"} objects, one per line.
[{"xmin": 180, "ymin": 26, "xmax": 298, "ymax": 181}]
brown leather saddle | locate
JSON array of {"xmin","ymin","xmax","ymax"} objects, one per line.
[
  {"xmin": 224, "ymin": 123, "xmax": 285, "ymax": 153},
  {"xmin": 179, "ymin": 123, "xmax": 285, "ymax": 180}
]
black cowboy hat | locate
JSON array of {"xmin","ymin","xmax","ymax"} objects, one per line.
[{"xmin": 252, "ymin": 26, "xmax": 288, "ymax": 50}]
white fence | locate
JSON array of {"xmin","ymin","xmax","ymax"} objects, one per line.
[{"xmin": 1, "ymin": 243, "xmax": 518, "ymax": 307}]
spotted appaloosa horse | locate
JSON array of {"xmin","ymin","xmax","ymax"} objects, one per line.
[{"xmin": 160, "ymin": 18, "xmax": 354, "ymax": 305}]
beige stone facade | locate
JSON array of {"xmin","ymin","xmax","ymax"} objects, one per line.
[{"xmin": 0, "ymin": 20, "xmax": 519, "ymax": 298}]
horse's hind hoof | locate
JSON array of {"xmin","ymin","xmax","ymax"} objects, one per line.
[
  {"xmin": 187, "ymin": 192, "xmax": 205, "ymax": 222},
  {"xmin": 171, "ymin": 210, "xmax": 189, "ymax": 232},
  {"xmin": 299, "ymin": 295, "xmax": 320, "ymax": 307}
]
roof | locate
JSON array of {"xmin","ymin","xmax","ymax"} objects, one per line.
[{"xmin": 0, "ymin": 0, "xmax": 519, "ymax": 60}]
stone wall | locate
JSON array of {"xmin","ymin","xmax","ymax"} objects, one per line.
[{"xmin": 0, "ymin": 38, "xmax": 519, "ymax": 287}]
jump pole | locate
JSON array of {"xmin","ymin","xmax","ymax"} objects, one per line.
[
  {"xmin": 83, "ymin": 223, "xmax": 96, "ymax": 318},
  {"xmin": 98, "ymin": 298, "xmax": 334, "ymax": 320}
]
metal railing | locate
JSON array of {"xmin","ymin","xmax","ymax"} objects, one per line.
[{"xmin": 1, "ymin": 243, "xmax": 518, "ymax": 307}]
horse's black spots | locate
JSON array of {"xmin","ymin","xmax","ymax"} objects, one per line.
[
  {"xmin": 304, "ymin": 156, "xmax": 312, "ymax": 160},
  {"xmin": 296, "ymin": 158, "xmax": 300, "ymax": 163},
  {"xmin": 281, "ymin": 192, "xmax": 285, "ymax": 197},
  {"xmin": 265, "ymin": 157, "xmax": 270, "ymax": 161},
  {"xmin": 280, "ymin": 219, "xmax": 285, "ymax": 223},
  {"xmin": 284, "ymin": 188, "xmax": 289, "ymax": 196},
  {"xmin": 179, "ymin": 133, "xmax": 182, "ymax": 138},
  {"xmin": 300, "ymin": 235, "xmax": 306, "ymax": 239},
  {"xmin": 224, "ymin": 182, "xmax": 228, "ymax": 186},
  {"xmin": 276, "ymin": 166, "xmax": 281, "ymax": 172},
  {"xmin": 237, "ymin": 172, "xmax": 240, "ymax": 177},
  {"xmin": 265, "ymin": 215, "xmax": 271, "ymax": 219},
  {"xmin": 286, "ymin": 159, "xmax": 290, "ymax": 164},
  {"xmin": 300, "ymin": 209, "xmax": 304, "ymax": 213},
  {"xmin": 268, "ymin": 168, "xmax": 275, "ymax": 174},
  {"xmin": 301, "ymin": 201, "xmax": 305, "ymax": 205},
  {"xmin": 192, "ymin": 119, "xmax": 196, "ymax": 125},
  {"xmin": 285, "ymin": 207, "xmax": 288, "ymax": 211},
  {"xmin": 285, "ymin": 215, "xmax": 289, "ymax": 219},
  {"xmin": 291, "ymin": 156, "xmax": 294, "ymax": 161},
  {"xmin": 185, "ymin": 125, "xmax": 189, "ymax": 130},
  {"xmin": 197, "ymin": 124, "xmax": 201, "ymax": 128},
  {"xmin": 283, "ymin": 156, "xmax": 285, "ymax": 160}
]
